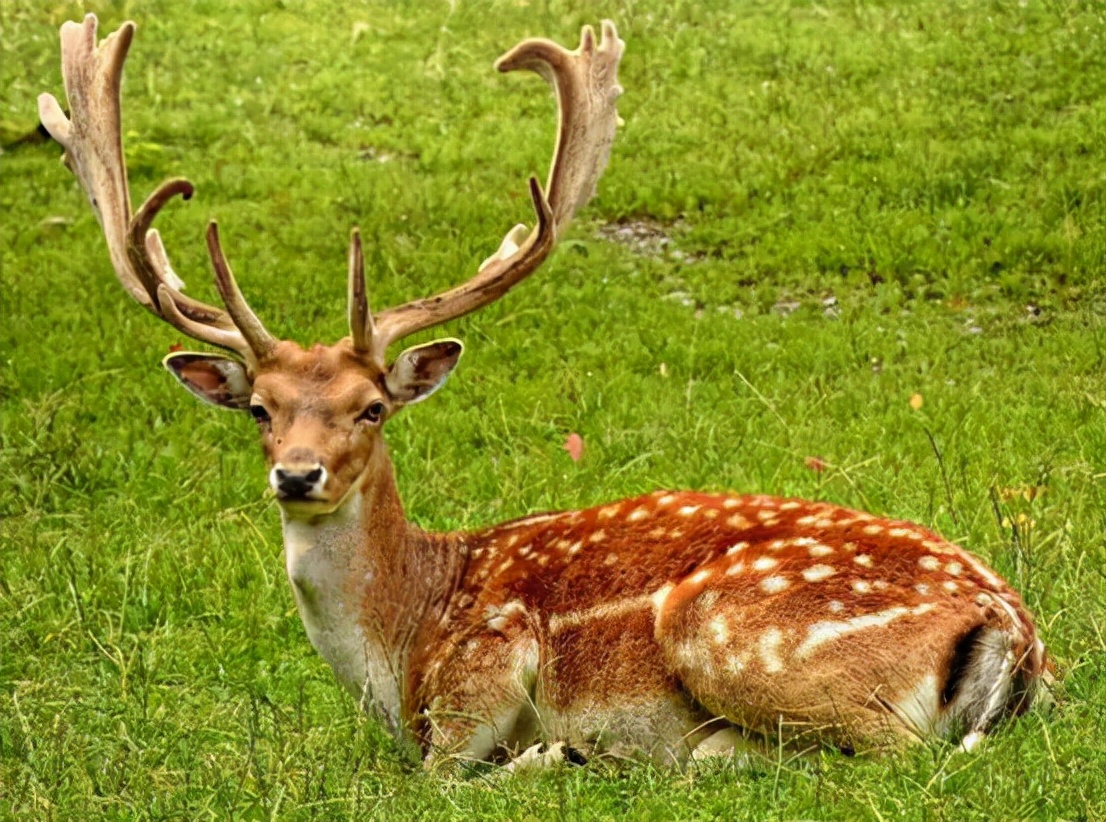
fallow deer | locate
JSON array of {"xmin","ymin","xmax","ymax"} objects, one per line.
[{"xmin": 40, "ymin": 15, "xmax": 1048, "ymax": 768}]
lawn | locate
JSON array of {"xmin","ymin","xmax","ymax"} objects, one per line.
[{"xmin": 1, "ymin": 0, "xmax": 1104, "ymax": 819}]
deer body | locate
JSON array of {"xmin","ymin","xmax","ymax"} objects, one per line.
[
  {"xmin": 41, "ymin": 15, "xmax": 1047, "ymax": 768},
  {"xmin": 280, "ymin": 432, "xmax": 1044, "ymax": 763}
]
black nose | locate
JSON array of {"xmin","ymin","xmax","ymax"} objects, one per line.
[{"xmin": 275, "ymin": 466, "xmax": 323, "ymax": 499}]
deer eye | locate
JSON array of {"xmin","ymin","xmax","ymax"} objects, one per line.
[
  {"xmin": 249, "ymin": 404, "xmax": 271, "ymax": 425},
  {"xmin": 357, "ymin": 401, "xmax": 386, "ymax": 425}
]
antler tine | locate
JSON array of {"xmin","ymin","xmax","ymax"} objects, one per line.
[
  {"xmin": 363, "ymin": 21, "xmax": 624, "ymax": 363},
  {"xmin": 347, "ymin": 228, "xmax": 377, "ymax": 356},
  {"xmin": 37, "ymin": 14, "xmax": 270, "ymax": 364},
  {"xmin": 206, "ymin": 222, "xmax": 277, "ymax": 359}
]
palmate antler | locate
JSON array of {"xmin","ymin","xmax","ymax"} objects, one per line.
[
  {"xmin": 37, "ymin": 15, "xmax": 276, "ymax": 367},
  {"xmin": 40, "ymin": 15, "xmax": 624, "ymax": 370},
  {"xmin": 348, "ymin": 21, "xmax": 625, "ymax": 366}
]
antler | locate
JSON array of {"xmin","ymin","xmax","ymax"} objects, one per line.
[
  {"xmin": 348, "ymin": 20, "xmax": 624, "ymax": 366},
  {"xmin": 38, "ymin": 15, "xmax": 275, "ymax": 366}
]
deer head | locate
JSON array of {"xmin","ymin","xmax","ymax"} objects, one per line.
[{"xmin": 38, "ymin": 15, "xmax": 623, "ymax": 518}]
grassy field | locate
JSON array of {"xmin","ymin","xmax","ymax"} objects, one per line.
[{"xmin": 2, "ymin": 0, "xmax": 1104, "ymax": 818}]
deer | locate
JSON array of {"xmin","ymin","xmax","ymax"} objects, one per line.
[{"xmin": 39, "ymin": 14, "xmax": 1049, "ymax": 770}]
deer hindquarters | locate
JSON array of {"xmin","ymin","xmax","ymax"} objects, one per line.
[{"xmin": 653, "ymin": 555, "xmax": 1043, "ymax": 750}]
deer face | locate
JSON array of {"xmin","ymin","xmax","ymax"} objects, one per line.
[{"xmin": 164, "ymin": 338, "xmax": 462, "ymax": 516}]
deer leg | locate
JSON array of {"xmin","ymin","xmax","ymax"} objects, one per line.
[{"xmin": 421, "ymin": 622, "xmax": 543, "ymax": 769}]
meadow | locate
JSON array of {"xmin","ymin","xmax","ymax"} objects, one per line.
[{"xmin": 1, "ymin": 0, "xmax": 1104, "ymax": 818}]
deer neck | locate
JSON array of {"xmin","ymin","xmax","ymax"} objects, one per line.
[{"xmin": 279, "ymin": 443, "xmax": 460, "ymax": 734}]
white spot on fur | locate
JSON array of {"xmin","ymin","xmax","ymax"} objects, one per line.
[
  {"xmin": 605, "ymin": 552, "xmax": 619, "ymax": 566},
  {"xmin": 813, "ymin": 518, "xmax": 833, "ymax": 529},
  {"xmin": 627, "ymin": 507, "xmax": 649, "ymax": 522},
  {"xmin": 918, "ymin": 556, "xmax": 940, "ymax": 571},
  {"xmin": 756, "ymin": 509, "xmax": 777, "ymax": 523},
  {"xmin": 691, "ymin": 569, "xmax": 711, "ymax": 585},
  {"xmin": 915, "ymin": 583, "xmax": 931, "ymax": 595},
  {"xmin": 709, "ymin": 616, "xmax": 729, "ymax": 644},
  {"xmin": 794, "ymin": 537, "xmax": 818, "ymax": 547},
  {"xmin": 780, "ymin": 501, "xmax": 802, "ymax": 510},
  {"xmin": 752, "ymin": 556, "xmax": 778, "ymax": 572},
  {"xmin": 758, "ymin": 628, "xmax": 784, "ymax": 673},
  {"xmin": 658, "ymin": 494, "xmax": 677, "ymax": 506},
  {"xmin": 863, "ymin": 524, "xmax": 884, "ymax": 536},
  {"xmin": 598, "ymin": 505, "xmax": 621, "ymax": 520},
  {"xmin": 945, "ymin": 561, "xmax": 963, "ymax": 576},
  {"xmin": 726, "ymin": 561, "xmax": 747, "ymax": 577},
  {"xmin": 704, "ymin": 508, "xmax": 720, "ymax": 520},
  {"xmin": 567, "ymin": 541, "xmax": 583, "ymax": 556},
  {"xmin": 727, "ymin": 513, "xmax": 752, "ymax": 529},
  {"xmin": 853, "ymin": 580, "xmax": 872, "ymax": 594},
  {"xmin": 802, "ymin": 564, "xmax": 836, "ymax": 582},
  {"xmin": 589, "ymin": 530, "xmax": 606, "ymax": 544},
  {"xmin": 769, "ymin": 539, "xmax": 787, "ymax": 551},
  {"xmin": 963, "ymin": 554, "xmax": 1005, "ymax": 589},
  {"xmin": 679, "ymin": 505, "xmax": 701, "ymax": 517},
  {"xmin": 828, "ymin": 600, "xmax": 845, "ymax": 613},
  {"xmin": 797, "ymin": 515, "xmax": 817, "ymax": 526},
  {"xmin": 760, "ymin": 575, "xmax": 789, "ymax": 594},
  {"xmin": 854, "ymin": 554, "xmax": 873, "ymax": 567},
  {"xmin": 889, "ymin": 527, "xmax": 913, "ymax": 538},
  {"xmin": 797, "ymin": 606, "xmax": 911, "ymax": 657},
  {"xmin": 726, "ymin": 541, "xmax": 749, "ymax": 556},
  {"xmin": 809, "ymin": 544, "xmax": 835, "ymax": 558},
  {"xmin": 651, "ymin": 583, "xmax": 674, "ymax": 611},
  {"xmin": 723, "ymin": 498, "xmax": 741, "ymax": 509}
]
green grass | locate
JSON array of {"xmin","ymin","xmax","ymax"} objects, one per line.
[{"xmin": 2, "ymin": 0, "xmax": 1104, "ymax": 818}]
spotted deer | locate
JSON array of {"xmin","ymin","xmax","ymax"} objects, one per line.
[{"xmin": 41, "ymin": 15, "xmax": 1047, "ymax": 768}]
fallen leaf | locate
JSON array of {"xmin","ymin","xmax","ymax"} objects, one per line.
[
  {"xmin": 804, "ymin": 456, "xmax": 827, "ymax": 473},
  {"xmin": 563, "ymin": 433, "xmax": 584, "ymax": 463},
  {"xmin": 909, "ymin": 393, "xmax": 924, "ymax": 410}
]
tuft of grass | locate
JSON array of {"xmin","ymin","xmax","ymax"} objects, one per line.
[{"xmin": 2, "ymin": 0, "xmax": 1104, "ymax": 818}]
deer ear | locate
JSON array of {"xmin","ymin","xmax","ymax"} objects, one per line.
[
  {"xmin": 162, "ymin": 352, "xmax": 253, "ymax": 410},
  {"xmin": 385, "ymin": 339, "xmax": 463, "ymax": 405}
]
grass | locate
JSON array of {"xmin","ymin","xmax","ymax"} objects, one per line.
[{"xmin": 1, "ymin": 0, "xmax": 1104, "ymax": 818}]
